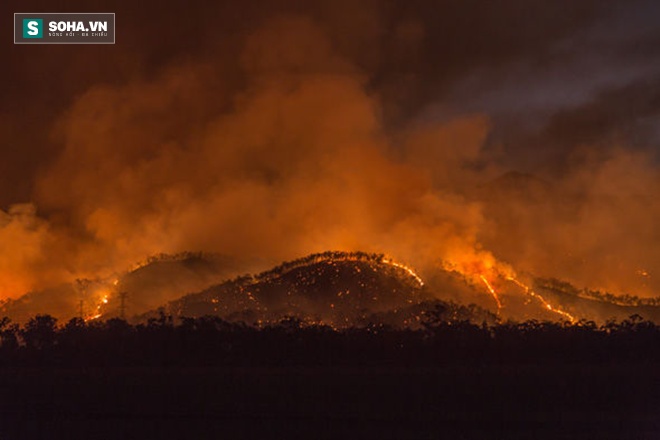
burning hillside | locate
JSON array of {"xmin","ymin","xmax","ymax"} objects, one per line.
[
  {"xmin": 127, "ymin": 251, "xmax": 659, "ymax": 327},
  {"xmin": 151, "ymin": 252, "xmax": 427, "ymax": 328},
  {"xmin": 0, "ymin": 252, "xmax": 243, "ymax": 324},
  {"xmin": 3, "ymin": 249, "xmax": 660, "ymax": 326}
]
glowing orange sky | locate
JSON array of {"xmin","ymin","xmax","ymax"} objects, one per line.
[{"xmin": 2, "ymin": 0, "xmax": 660, "ymax": 302}]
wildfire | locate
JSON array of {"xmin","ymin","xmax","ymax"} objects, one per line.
[
  {"xmin": 381, "ymin": 258, "xmax": 425, "ymax": 287},
  {"xmin": 84, "ymin": 293, "xmax": 109, "ymax": 322},
  {"xmin": 442, "ymin": 251, "xmax": 576, "ymax": 322},
  {"xmin": 506, "ymin": 277, "xmax": 576, "ymax": 323},
  {"xmin": 442, "ymin": 256, "xmax": 506, "ymax": 312},
  {"xmin": 479, "ymin": 275, "xmax": 502, "ymax": 313}
]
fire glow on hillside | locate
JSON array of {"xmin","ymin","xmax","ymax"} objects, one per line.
[
  {"xmin": 2, "ymin": 1, "xmax": 660, "ymax": 324},
  {"xmin": 67, "ymin": 250, "xmax": 588, "ymax": 327}
]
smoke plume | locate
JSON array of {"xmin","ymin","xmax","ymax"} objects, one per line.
[{"xmin": 2, "ymin": 1, "xmax": 660, "ymax": 305}]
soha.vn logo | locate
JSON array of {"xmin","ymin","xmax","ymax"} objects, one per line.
[{"xmin": 22, "ymin": 18, "xmax": 43, "ymax": 38}]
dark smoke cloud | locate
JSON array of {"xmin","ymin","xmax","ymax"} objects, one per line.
[{"xmin": 1, "ymin": 0, "xmax": 660, "ymax": 301}]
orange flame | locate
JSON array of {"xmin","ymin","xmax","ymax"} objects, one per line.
[
  {"xmin": 479, "ymin": 275, "xmax": 502, "ymax": 313},
  {"xmin": 506, "ymin": 277, "xmax": 576, "ymax": 323},
  {"xmin": 381, "ymin": 258, "xmax": 424, "ymax": 287},
  {"xmin": 442, "ymin": 248, "xmax": 576, "ymax": 322}
]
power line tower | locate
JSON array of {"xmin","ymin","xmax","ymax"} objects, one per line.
[
  {"xmin": 76, "ymin": 278, "xmax": 91, "ymax": 320},
  {"xmin": 119, "ymin": 291, "xmax": 128, "ymax": 320}
]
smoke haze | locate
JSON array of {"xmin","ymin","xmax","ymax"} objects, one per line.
[{"xmin": 2, "ymin": 0, "xmax": 660, "ymax": 302}]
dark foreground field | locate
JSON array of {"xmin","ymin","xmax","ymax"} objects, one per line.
[
  {"xmin": 0, "ymin": 314, "xmax": 658, "ymax": 439},
  {"xmin": 1, "ymin": 363, "xmax": 658, "ymax": 439}
]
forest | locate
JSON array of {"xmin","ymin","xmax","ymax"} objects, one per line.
[
  {"xmin": 1, "ymin": 306, "xmax": 658, "ymax": 368},
  {"xmin": 1, "ymin": 308, "xmax": 658, "ymax": 439}
]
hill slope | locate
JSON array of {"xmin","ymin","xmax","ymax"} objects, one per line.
[{"xmin": 153, "ymin": 252, "xmax": 428, "ymax": 328}]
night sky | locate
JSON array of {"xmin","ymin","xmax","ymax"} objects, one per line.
[{"xmin": 2, "ymin": 0, "xmax": 660, "ymax": 301}]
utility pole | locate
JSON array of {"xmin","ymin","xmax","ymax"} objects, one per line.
[
  {"xmin": 119, "ymin": 291, "xmax": 128, "ymax": 320},
  {"xmin": 76, "ymin": 278, "xmax": 91, "ymax": 321}
]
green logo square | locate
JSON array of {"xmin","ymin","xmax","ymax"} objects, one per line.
[{"xmin": 23, "ymin": 18, "xmax": 43, "ymax": 38}]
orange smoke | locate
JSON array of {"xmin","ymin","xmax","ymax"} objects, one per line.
[
  {"xmin": 0, "ymin": 14, "xmax": 658, "ymax": 320},
  {"xmin": 0, "ymin": 17, "xmax": 491, "ymax": 302}
]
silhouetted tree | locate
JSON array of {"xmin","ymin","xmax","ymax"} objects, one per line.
[
  {"xmin": 0, "ymin": 317, "xmax": 19, "ymax": 355},
  {"xmin": 21, "ymin": 314, "xmax": 58, "ymax": 350}
]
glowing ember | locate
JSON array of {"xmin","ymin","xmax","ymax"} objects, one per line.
[
  {"xmin": 636, "ymin": 269, "xmax": 650, "ymax": 278},
  {"xmin": 381, "ymin": 258, "xmax": 424, "ymax": 287},
  {"xmin": 507, "ymin": 277, "xmax": 576, "ymax": 323},
  {"xmin": 442, "ymin": 256, "xmax": 507, "ymax": 312},
  {"xmin": 442, "ymin": 251, "xmax": 576, "ymax": 322},
  {"xmin": 83, "ymin": 292, "xmax": 111, "ymax": 322},
  {"xmin": 479, "ymin": 275, "xmax": 502, "ymax": 313}
]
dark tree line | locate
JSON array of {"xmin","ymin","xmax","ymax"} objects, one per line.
[
  {"xmin": 538, "ymin": 277, "xmax": 660, "ymax": 307},
  {"xmin": 0, "ymin": 310, "xmax": 658, "ymax": 368}
]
